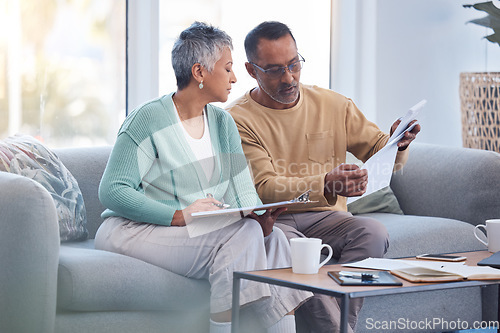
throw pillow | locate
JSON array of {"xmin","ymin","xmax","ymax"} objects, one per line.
[
  {"xmin": 347, "ymin": 186, "xmax": 404, "ymax": 215},
  {"xmin": 0, "ymin": 134, "xmax": 88, "ymax": 242}
]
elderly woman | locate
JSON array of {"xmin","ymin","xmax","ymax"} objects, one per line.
[{"xmin": 95, "ymin": 22, "xmax": 311, "ymax": 333}]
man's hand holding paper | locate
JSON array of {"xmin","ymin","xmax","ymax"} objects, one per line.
[
  {"xmin": 390, "ymin": 119, "xmax": 421, "ymax": 151},
  {"xmin": 388, "ymin": 99, "xmax": 426, "ymax": 150},
  {"xmin": 346, "ymin": 100, "xmax": 426, "ymax": 204},
  {"xmin": 324, "ymin": 163, "xmax": 368, "ymax": 199}
]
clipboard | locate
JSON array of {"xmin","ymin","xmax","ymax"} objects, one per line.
[
  {"xmin": 477, "ymin": 251, "xmax": 500, "ymax": 269},
  {"xmin": 191, "ymin": 190, "xmax": 317, "ymax": 219},
  {"xmin": 328, "ymin": 271, "xmax": 403, "ymax": 286}
]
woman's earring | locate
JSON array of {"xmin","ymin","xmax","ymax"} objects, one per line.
[{"xmin": 199, "ymin": 81, "xmax": 204, "ymax": 90}]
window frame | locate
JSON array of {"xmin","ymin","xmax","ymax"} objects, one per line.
[{"xmin": 126, "ymin": 0, "xmax": 159, "ymax": 115}]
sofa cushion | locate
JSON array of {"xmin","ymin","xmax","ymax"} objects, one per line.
[
  {"xmin": 391, "ymin": 143, "xmax": 500, "ymax": 226},
  {"xmin": 0, "ymin": 134, "xmax": 88, "ymax": 242},
  {"xmin": 347, "ymin": 186, "xmax": 403, "ymax": 215},
  {"xmin": 54, "ymin": 146, "xmax": 112, "ymax": 239},
  {"xmin": 361, "ymin": 213, "xmax": 487, "ymax": 258},
  {"xmin": 57, "ymin": 243, "xmax": 210, "ymax": 312}
]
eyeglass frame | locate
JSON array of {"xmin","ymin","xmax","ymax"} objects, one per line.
[{"xmin": 249, "ymin": 53, "xmax": 305, "ymax": 78}]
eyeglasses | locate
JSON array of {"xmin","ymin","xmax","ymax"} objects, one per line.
[{"xmin": 250, "ymin": 54, "xmax": 305, "ymax": 79}]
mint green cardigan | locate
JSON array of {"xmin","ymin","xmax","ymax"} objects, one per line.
[{"xmin": 99, "ymin": 93, "xmax": 262, "ymax": 226}]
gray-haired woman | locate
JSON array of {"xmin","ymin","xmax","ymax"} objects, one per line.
[{"xmin": 95, "ymin": 22, "xmax": 311, "ymax": 333}]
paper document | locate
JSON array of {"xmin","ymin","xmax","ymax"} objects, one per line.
[
  {"xmin": 190, "ymin": 200, "xmax": 314, "ymax": 218},
  {"xmin": 341, "ymin": 257, "xmax": 464, "ymax": 271},
  {"xmin": 342, "ymin": 256, "xmax": 500, "ymax": 282},
  {"xmin": 186, "ymin": 190, "xmax": 316, "ymax": 238},
  {"xmin": 347, "ymin": 100, "xmax": 426, "ymax": 204}
]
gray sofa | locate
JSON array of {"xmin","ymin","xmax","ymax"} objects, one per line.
[{"xmin": 1, "ymin": 142, "xmax": 499, "ymax": 333}]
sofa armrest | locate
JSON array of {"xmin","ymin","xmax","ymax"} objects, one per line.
[
  {"xmin": 391, "ymin": 143, "xmax": 500, "ymax": 226},
  {"xmin": 0, "ymin": 172, "xmax": 59, "ymax": 333}
]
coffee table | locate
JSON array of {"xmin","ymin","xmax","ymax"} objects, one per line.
[{"xmin": 230, "ymin": 251, "xmax": 500, "ymax": 333}]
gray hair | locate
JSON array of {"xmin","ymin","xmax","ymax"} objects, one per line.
[{"xmin": 172, "ymin": 22, "xmax": 233, "ymax": 90}]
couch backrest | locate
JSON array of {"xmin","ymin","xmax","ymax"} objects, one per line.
[
  {"xmin": 391, "ymin": 142, "xmax": 500, "ymax": 226},
  {"xmin": 58, "ymin": 143, "xmax": 500, "ymax": 238},
  {"xmin": 55, "ymin": 146, "xmax": 112, "ymax": 239}
]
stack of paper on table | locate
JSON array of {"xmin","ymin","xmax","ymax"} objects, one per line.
[{"xmin": 342, "ymin": 257, "xmax": 500, "ymax": 283}]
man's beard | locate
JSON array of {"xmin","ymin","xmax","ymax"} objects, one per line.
[{"xmin": 257, "ymin": 76, "xmax": 299, "ymax": 105}]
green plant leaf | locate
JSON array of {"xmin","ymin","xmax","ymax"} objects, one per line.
[
  {"xmin": 469, "ymin": 16, "xmax": 500, "ymax": 30},
  {"xmin": 465, "ymin": 1, "xmax": 500, "ymax": 19},
  {"xmin": 464, "ymin": 1, "xmax": 500, "ymax": 46},
  {"xmin": 486, "ymin": 32, "xmax": 500, "ymax": 45}
]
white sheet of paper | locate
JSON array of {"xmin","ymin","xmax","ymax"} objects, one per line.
[
  {"xmin": 341, "ymin": 258, "xmax": 414, "ymax": 271},
  {"xmin": 190, "ymin": 200, "xmax": 309, "ymax": 218},
  {"xmin": 186, "ymin": 213, "xmax": 243, "ymax": 238},
  {"xmin": 346, "ymin": 143, "xmax": 399, "ymax": 204},
  {"xmin": 347, "ymin": 100, "xmax": 426, "ymax": 204},
  {"xmin": 341, "ymin": 257, "xmax": 465, "ymax": 271},
  {"xmin": 388, "ymin": 100, "xmax": 427, "ymax": 145},
  {"xmin": 342, "ymin": 257, "xmax": 500, "ymax": 280},
  {"xmin": 187, "ymin": 200, "xmax": 317, "ymax": 238}
]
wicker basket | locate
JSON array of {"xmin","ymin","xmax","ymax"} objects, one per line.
[{"xmin": 459, "ymin": 72, "xmax": 500, "ymax": 152}]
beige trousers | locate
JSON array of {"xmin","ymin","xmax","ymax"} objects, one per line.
[{"xmin": 95, "ymin": 216, "xmax": 312, "ymax": 328}]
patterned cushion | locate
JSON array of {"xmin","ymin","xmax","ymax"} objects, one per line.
[{"xmin": 0, "ymin": 134, "xmax": 88, "ymax": 242}]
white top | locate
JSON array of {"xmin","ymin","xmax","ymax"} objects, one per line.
[{"xmin": 174, "ymin": 106, "xmax": 215, "ymax": 180}]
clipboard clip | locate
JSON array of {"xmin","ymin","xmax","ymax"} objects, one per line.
[{"xmin": 291, "ymin": 190, "xmax": 312, "ymax": 203}]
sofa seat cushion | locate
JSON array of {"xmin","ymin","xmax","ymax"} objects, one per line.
[
  {"xmin": 360, "ymin": 213, "xmax": 487, "ymax": 258},
  {"xmin": 57, "ymin": 243, "xmax": 210, "ymax": 312}
]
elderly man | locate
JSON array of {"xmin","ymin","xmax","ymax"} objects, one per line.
[{"xmin": 227, "ymin": 21, "xmax": 420, "ymax": 332}]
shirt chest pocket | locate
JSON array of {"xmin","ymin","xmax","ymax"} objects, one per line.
[{"xmin": 306, "ymin": 130, "xmax": 334, "ymax": 164}]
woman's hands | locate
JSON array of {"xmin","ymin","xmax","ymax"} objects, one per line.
[
  {"xmin": 171, "ymin": 198, "xmax": 287, "ymax": 237},
  {"xmin": 248, "ymin": 207, "xmax": 287, "ymax": 237},
  {"xmin": 171, "ymin": 197, "xmax": 225, "ymax": 226}
]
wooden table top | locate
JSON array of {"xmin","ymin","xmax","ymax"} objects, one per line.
[{"xmin": 236, "ymin": 250, "xmax": 497, "ymax": 298}]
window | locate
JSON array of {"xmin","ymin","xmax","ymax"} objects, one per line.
[
  {"xmin": 0, "ymin": 0, "xmax": 126, "ymax": 147},
  {"xmin": 158, "ymin": 0, "xmax": 331, "ymax": 107},
  {"xmin": 1, "ymin": 1, "xmax": 329, "ymax": 147}
]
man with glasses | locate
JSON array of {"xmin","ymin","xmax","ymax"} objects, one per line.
[{"xmin": 227, "ymin": 21, "xmax": 420, "ymax": 332}]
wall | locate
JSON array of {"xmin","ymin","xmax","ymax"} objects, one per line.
[{"xmin": 332, "ymin": 0, "xmax": 500, "ymax": 147}]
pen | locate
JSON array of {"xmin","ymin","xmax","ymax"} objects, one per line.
[
  {"xmin": 206, "ymin": 193, "xmax": 230, "ymax": 209},
  {"xmin": 339, "ymin": 271, "xmax": 379, "ymax": 280}
]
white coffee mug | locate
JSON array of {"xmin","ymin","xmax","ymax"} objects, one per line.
[
  {"xmin": 290, "ymin": 238, "xmax": 333, "ymax": 274},
  {"xmin": 474, "ymin": 219, "xmax": 500, "ymax": 252}
]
